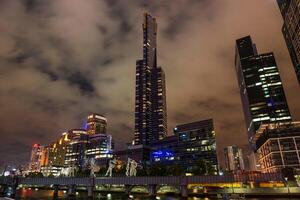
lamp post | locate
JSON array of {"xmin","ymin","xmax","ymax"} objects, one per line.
[{"xmin": 285, "ymin": 177, "xmax": 290, "ymax": 199}]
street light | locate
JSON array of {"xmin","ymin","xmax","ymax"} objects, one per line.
[{"xmin": 285, "ymin": 177, "xmax": 290, "ymax": 198}]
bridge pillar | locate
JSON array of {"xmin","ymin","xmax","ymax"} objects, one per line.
[
  {"xmin": 10, "ymin": 176, "xmax": 19, "ymax": 199},
  {"xmin": 53, "ymin": 184, "xmax": 59, "ymax": 200},
  {"xmin": 148, "ymin": 185, "xmax": 157, "ymax": 197},
  {"xmin": 67, "ymin": 184, "xmax": 76, "ymax": 199},
  {"xmin": 87, "ymin": 186, "xmax": 94, "ymax": 199},
  {"xmin": 181, "ymin": 185, "xmax": 188, "ymax": 198},
  {"xmin": 0, "ymin": 184, "xmax": 8, "ymax": 197},
  {"xmin": 124, "ymin": 185, "xmax": 131, "ymax": 196}
]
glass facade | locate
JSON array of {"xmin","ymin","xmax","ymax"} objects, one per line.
[
  {"xmin": 235, "ymin": 36, "xmax": 292, "ymax": 141},
  {"xmin": 134, "ymin": 13, "xmax": 167, "ymax": 145},
  {"xmin": 150, "ymin": 119, "xmax": 218, "ymax": 171},
  {"xmin": 254, "ymin": 122, "xmax": 300, "ymax": 173},
  {"xmin": 86, "ymin": 113, "xmax": 107, "ymax": 135},
  {"xmin": 65, "ymin": 133, "xmax": 113, "ymax": 168},
  {"xmin": 277, "ymin": 0, "xmax": 300, "ymax": 84}
]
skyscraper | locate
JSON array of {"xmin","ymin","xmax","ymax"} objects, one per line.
[
  {"xmin": 224, "ymin": 146, "xmax": 245, "ymax": 172},
  {"xmin": 235, "ymin": 36, "xmax": 292, "ymax": 141},
  {"xmin": 277, "ymin": 0, "xmax": 300, "ymax": 84},
  {"xmin": 134, "ymin": 13, "xmax": 167, "ymax": 145},
  {"xmin": 29, "ymin": 144, "xmax": 44, "ymax": 172}
]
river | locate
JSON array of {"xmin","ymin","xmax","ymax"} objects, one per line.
[{"xmin": 12, "ymin": 189, "xmax": 299, "ymax": 200}]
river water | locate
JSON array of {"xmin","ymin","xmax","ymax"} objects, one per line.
[{"xmin": 12, "ymin": 189, "xmax": 298, "ymax": 200}]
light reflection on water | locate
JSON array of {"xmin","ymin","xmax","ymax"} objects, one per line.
[{"xmin": 13, "ymin": 189, "xmax": 297, "ymax": 200}]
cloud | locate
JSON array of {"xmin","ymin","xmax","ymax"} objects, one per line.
[{"xmin": 0, "ymin": 0, "xmax": 299, "ymax": 169}]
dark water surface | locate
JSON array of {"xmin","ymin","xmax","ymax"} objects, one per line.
[{"xmin": 12, "ymin": 189, "xmax": 300, "ymax": 200}]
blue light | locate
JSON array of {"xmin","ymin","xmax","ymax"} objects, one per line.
[
  {"xmin": 152, "ymin": 150, "xmax": 174, "ymax": 159},
  {"xmin": 82, "ymin": 122, "xmax": 88, "ymax": 130},
  {"xmin": 267, "ymin": 98, "xmax": 275, "ymax": 107}
]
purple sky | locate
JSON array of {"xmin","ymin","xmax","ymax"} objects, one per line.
[{"xmin": 0, "ymin": 0, "xmax": 299, "ymax": 168}]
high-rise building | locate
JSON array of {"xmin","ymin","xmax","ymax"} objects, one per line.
[
  {"xmin": 235, "ymin": 36, "xmax": 292, "ymax": 141},
  {"xmin": 224, "ymin": 146, "xmax": 245, "ymax": 172},
  {"xmin": 134, "ymin": 13, "xmax": 167, "ymax": 145},
  {"xmin": 86, "ymin": 113, "xmax": 107, "ymax": 135},
  {"xmin": 29, "ymin": 144, "xmax": 44, "ymax": 172},
  {"xmin": 277, "ymin": 0, "xmax": 300, "ymax": 84}
]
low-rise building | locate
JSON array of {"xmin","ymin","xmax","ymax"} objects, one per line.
[
  {"xmin": 150, "ymin": 119, "xmax": 218, "ymax": 172},
  {"xmin": 253, "ymin": 121, "xmax": 300, "ymax": 173}
]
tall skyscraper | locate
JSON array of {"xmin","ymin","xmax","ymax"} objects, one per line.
[
  {"xmin": 277, "ymin": 0, "xmax": 300, "ymax": 84},
  {"xmin": 134, "ymin": 13, "xmax": 167, "ymax": 145},
  {"xmin": 235, "ymin": 36, "xmax": 292, "ymax": 141},
  {"xmin": 224, "ymin": 146, "xmax": 245, "ymax": 172}
]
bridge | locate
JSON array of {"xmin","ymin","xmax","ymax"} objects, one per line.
[{"xmin": 0, "ymin": 173, "xmax": 284, "ymax": 199}]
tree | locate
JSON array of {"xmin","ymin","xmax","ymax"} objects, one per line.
[
  {"xmin": 167, "ymin": 164, "xmax": 183, "ymax": 176},
  {"xmin": 187, "ymin": 159, "xmax": 215, "ymax": 175},
  {"xmin": 148, "ymin": 163, "xmax": 167, "ymax": 176},
  {"xmin": 113, "ymin": 164, "xmax": 126, "ymax": 176},
  {"xmin": 75, "ymin": 168, "xmax": 90, "ymax": 177},
  {"xmin": 95, "ymin": 167, "xmax": 107, "ymax": 177},
  {"xmin": 26, "ymin": 172, "xmax": 44, "ymax": 178}
]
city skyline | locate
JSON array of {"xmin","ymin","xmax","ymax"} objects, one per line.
[{"xmin": 0, "ymin": 0, "xmax": 300, "ymax": 169}]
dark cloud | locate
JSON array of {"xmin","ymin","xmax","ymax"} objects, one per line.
[
  {"xmin": 0, "ymin": 0, "xmax": 299, "ymax": 169},
  {"xmin": 193, "ymin": 98, "xmax": 240, "ymax": 111}
]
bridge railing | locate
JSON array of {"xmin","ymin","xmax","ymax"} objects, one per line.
[{"xmin": 0, "ymin": 173, "xmax": 284, "ymax": 186}]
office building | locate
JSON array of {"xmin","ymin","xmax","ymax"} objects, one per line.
[
  {"xmin": 85, "ymin": 133, "xmax": 113, "ymax": 166},
  {"xmin": 65, "ymin": 129, "xmax": 89, "ymax": 167},
  {"xmin": 48, "ymin": 129, "xmax": 85, "ymax": 167},
  {"xmin": 150, "ymin": 119, "xmax": 218, "ymax": 171},
  {"xmin": 235, "ymin": 36, "xmax": 292, "ymax": 141},
  {"xmin": 253, "ymin": 121, "xmax": 300, "ymax": 173},
  {"xmin": 28, "ymin": 144, "xmax": 44, "ymax": 172},
  {"xmin": 86, "ymin": 113, "xmax": 107, "ymax": 135},
  {"xmin": 40, "ymin": 146, "xmax": 49, "ymax": 167},
  {"xmin": 41, "ymin": 165, "xmax": 63, "ymax": 177},
  {"xmin": 65, "ymin": 131, "xmax": 113, "ymax": 168},
  {"xmin": 277, "ymin": 0, "xmax": 300, "ymax": 84},
  {"xmin": 134, "ymin": 13, "xmax": 167, "ymax": 145},
  {"xmin": 224, "ymin": 146, "xmax": 245, "ymax": 172}
]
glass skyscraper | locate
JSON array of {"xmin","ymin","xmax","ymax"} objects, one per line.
[
  {"xmin": 235, "ymin": 36, "xmax": 292, "ymax": 142},
  {"xmin": 134, "ymin": 13, "xmax": 167, "ymax": 145},
  {"xmin": 277, "ymin": 0, "xmax": 300, "ymax": 84}
]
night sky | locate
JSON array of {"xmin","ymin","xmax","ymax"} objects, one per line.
[{"xmin": 0, "ymin": 0, "xmax": 299, "ymax": 169}]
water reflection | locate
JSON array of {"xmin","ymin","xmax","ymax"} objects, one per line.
[{"xmin": 13, "ymin": 189, "xmax": 298, "ymax": 200}]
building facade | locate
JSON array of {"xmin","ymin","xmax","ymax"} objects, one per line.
[
  {"xmin": 224, "ymin": 146, "xmax": 245, "ymax": 172},
  {"xmin": 235, "ymin": 36, "xmax": 292, "ymax": 141},
  {"xmin": 277, "ymin": 0, "xmax": 300, "ymax": 84},
  {"xmin": 134, "ymin": 13, "xmax": 167, "ymax": 145},
  {"xmin": 65, "ymin": 131, "xmax": 113, "ymax": 168},
  {"xmin": 254, "ymin": 122, "xmax": 300, "ymax": 173},
  {"xmin": 86, "ymin": 113, "xmax": 107, "ymax": 135},
  {"xmin": 85, "ymin": 133, "xmax": 113, "ymax": 166},
  {"xmin": 150, "ymin": 119, "xmax": 218, "ymax": 171},
  {"xmin": 29, "ymin": 144, "xmax": 44, "ymax": 172},
  {"xmin": 65, "ymin": 130, "xmax": 89, "ymax": 167}
]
